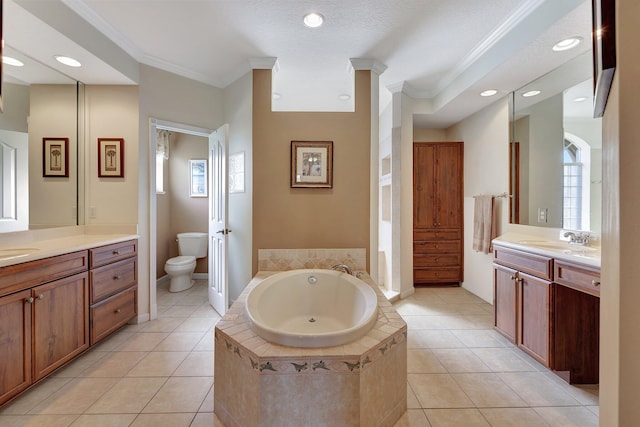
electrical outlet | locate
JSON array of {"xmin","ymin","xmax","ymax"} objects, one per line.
[
  {"xmin": 90, "ymin": 206, "xmax": 96, "ymax": 219},
  {"xmin": 537, "ymin": 208, "xmax": 548, "ymax": 223}
]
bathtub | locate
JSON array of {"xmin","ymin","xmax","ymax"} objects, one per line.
[{"xmin": 244, "ymin": 269, "xmax": 379, "ymax": 347}]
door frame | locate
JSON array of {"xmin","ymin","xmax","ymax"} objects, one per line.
[{"xmin": 148, "ymin": 118, "xmax": 213, "ymax": 320}]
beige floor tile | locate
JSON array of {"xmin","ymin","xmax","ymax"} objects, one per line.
[
  {"xmin": 586, "ymin": 406, "xmax": 599, "ymax": 416},
  {"xmin": 480, "ymin": 408, "xmax": 549, "ymax": 426},
  {"xmin": 86, "ymin": 377, "xmax": 167, "ymax": 414},
  {"xmin": 173, "ymin": 351, "xmax": 214, "ymax": 376},
  {"xmin": 139, "ymin": 316, "xmax": 185, "ymax": 333},
  {"xmin": 0, "ymin": 414, "xmax": 79, "ymax": 426},
  {"xmin": 540, "ymin": 372, "xmax": 599, "ymax": 406},
  {"xmin": 407, "ymin": 374, "xmax": 473, "ymax": 408},
  {"xmin": 499, "ymin": 372, "xmax": 582, "ymax": 406},
  {"xmin": 90, "ymin": 330, "xmax": 136, "ymax": 352},
  {"xmin": 534, "ymin": 406, "xmax": 599, "ymax": 427},
  {"xmin": 447, "ymin": 303, "xmax": 493, "ymax": 315},
  {"xmin": 174, "ymin": 317, "xmax": 217, "ymax": 332},
  {"xmin": 70, "ymin": 414, "xmax": 137, "ymax": 426},
  {"xmin": 51, "ymin": 350, "xmax": 109, "ymax": 378},
  {"xmin": 407, "ymin": 384, "xmax": 421, "ymax": 409},
  {"xmin": 0, "ymin": 378, "xmax": 71, "ymax": 415},
  {"xmin": 407, "ymin": 330, "xmax": 466, "ymax": 349},
  {"xmin": 432, "ymin": 349, "xmax": 491, "ymax": 373},
  {"xmin": 392, "ymin": 408, "xmax": 432, "ymax": 426},
  {"xmin": 28, "ymin": 378, "xmax": 117, "ymax": 414},
  {"xmin": 126, "ymin": 351, "xmax": 189, "ymax": 377},
  {"xmin": 451, "ymin": 373, "xmax": 527, "ymax": 407},
  {"xmin": 191, "ymin": 412, "xmax": 227, "ymax": 427},
  {"xmin": 153, "ymin": 331, "xmax": 205, "ymax": 351},
  {"xmin": 161, "ymin": 305, "xmax": 201, "ymax": 318},
  {"xmin": 198, "ymin": 385, "xmax": 214, "ymax": 413},
  {"xmin": 395, "ymin": 300, "xmax": 456, "ymax": 316},
  {"xmin": 408, "ymin": 349, "xmax": 447, "ymax": 374},
  {"xmin": 193, "ymin": 330, "xmax": 215, "ymax": 351},
  {"xmin": 460, "ymin": 314, "xmax": 494, "ymax": 329},
  {"xmin": 405, "ymin": 315, "xmax": 474, "ymax": 330},
  {"xmin": 424, "ymin": 408, "xmax": 490, "ymax": 427},
  {"xmin": 450, "ymin": 329, "xmax": 512, "ymax": 348},
  {"xmin": 142, "ymin": 377, "xmax": 213, "ymax": 413},
  {"xmin": 190, "ymin": 304, "xmax": 223, "ymax": 319},
  {"xmin": 433, "ymin": 290, "xmax": 487, "ymax": 304},
  {"xmin": 471, "ymin": 348, "xmax": 538, "ymax": 372},
  {"xmin": 82, "ymin": 351, "xmax": 147, "ymax": 377},
  {"xmin": 129, "ymin": 413, "xmax": 195, "ymax": 427},
  {"xmin": 116, "ymin": 332, "xmax": 169, "ymax": 352}
]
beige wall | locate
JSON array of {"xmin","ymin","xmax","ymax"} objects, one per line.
[
  {"xmin": 252, "ymin": 69, "xmax": 372, "ymax": 274},
  {"xmin": 600, "ymin": 0, "xmax": 640, "ymax": 424}
]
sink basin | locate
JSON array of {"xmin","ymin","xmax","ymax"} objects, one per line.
[
  {"xmin": 0, "ymin": 248, "xmax": 39, "ymax": 261},
  {"xmin": 517, "ymin": 240, "xmax": 570, "ymax": 249}
]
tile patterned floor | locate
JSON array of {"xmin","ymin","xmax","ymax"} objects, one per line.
[{"xmin": 0, "ymin": 281, "xmax": 598, "ymax": 426}]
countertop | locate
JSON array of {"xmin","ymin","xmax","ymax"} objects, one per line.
[{"xmin": 492, "ymin": 232, "xmax": 601, "ymax": 268}]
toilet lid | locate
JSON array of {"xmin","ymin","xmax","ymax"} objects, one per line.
[{"xmin": 166, "ymin": 255, "xmax": 196, "ymax": 266}]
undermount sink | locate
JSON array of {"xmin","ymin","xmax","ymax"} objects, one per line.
[
  {"xmin": 0, "ymin": 248, "xmax": 39, "ymax": 260},
  {"xmin": 517, "ymin": 240, "xmax": 570, "ymax": 249},
  {"xmin": 517, "ymin": 240, "xmax": 599, "ymax": 253}
]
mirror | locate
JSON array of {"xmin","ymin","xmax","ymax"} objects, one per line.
[
  {"xmin": 510, "ymin": 51, "xmax": 602, "ymax": 234},
  {"xmin": 0, "ymin": 45, "xmax": 81, "ymax": 232}
]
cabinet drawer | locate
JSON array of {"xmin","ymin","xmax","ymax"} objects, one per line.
[
  {"xmin": 414, "ymin": 268, "xmax": 461, "ymax": 283},
  {"xmin": 414, "ymin": 253, "xmax": 461, "ymax": 267},
  {"xmin": 414, "ymin": 240, "xmax": 460, "ymax": 253},
  {"xmin": 493, "ymin": 245, "xmax": 552, "ymax": 281},
  {"xmin": 554, "ymin": 260, "xmax": 600, "ymax": 297},
  {"xmin": 91, "ymin": 287, "xmax": 137, "ymax": 345},
  {"xmin": 90, "ymin": 257, "xmax": 137, "ymax": 304},
  {"xmin": 413, "ymin": 229, "xmax": 461, "ymax": 240},
  {"xmin": 0, "ymin": 251, "xmax": 89, "ymax": 297},
  {"xmin": 90, "ymin": 240, "xmax": 138, "ymax": 269}
]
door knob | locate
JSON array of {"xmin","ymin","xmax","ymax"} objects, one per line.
[{"xmin": 216, "ymin": 229, "xmax": 232, "ymax": 235}]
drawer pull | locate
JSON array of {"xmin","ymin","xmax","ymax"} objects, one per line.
[
  {"xmin": 115, "ymin": 308, "xmax": 122, "ymax": 314},
  {"xmin": 113, "ymin": 275, "xmax": 121, "ymax": 281},
  {"xmin": 592, "ymin": 280, "xmax": 601, "ymax": 287},
  {"xmin": 112, "ymin": 250, "xmax": 120, "ymax": 255}
]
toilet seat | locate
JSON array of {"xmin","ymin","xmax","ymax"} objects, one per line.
[{"xmin": 165, "ymin": 255, "xmax": 196, "ymax": 266}]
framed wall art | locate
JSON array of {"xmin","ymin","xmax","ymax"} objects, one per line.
[
  {"xmin": 98, "ymin": 138, "xmax": 124, "ymax": 178},
  {"xmin": 189, "ymin": 159, "xmax": 208, "ymax": 197},
  {"xmin": 291, "ymin": 141, "xmax": 333, "ymax": 188},
  {"xmin": 43, "ymin": 137, "xmax": 69, "ymax": 177},
  {"xmin": 592, "ymin": 0, "xmax": 616, "ymax": 118}
]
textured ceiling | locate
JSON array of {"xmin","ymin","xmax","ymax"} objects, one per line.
[{"xmin": 5, "ymin": 0, "xmax": 593, "ymax": 126}]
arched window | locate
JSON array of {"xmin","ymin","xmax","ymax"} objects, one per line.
[{"xmin": 563, "ymin": 133, "xmax": 591, "ymax": 230}]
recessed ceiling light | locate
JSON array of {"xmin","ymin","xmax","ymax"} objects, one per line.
[
  {"xmin": 272, "ymin": 92, "xmax": 281, "ymax": 100},
  {"xmin": 338, "ymin": 94, "xmax": 351, "ymax": 101},
  {"xmin": 573, "ymin": 96, "xmax": 588, "ymax": 102},
  {"xmin": 522, "ymin": 90, "xmax": 541, "ymax": 97},
  {"xmin": 553, "ymin": 37, "xmax": 582, "ymax": 51},
  {"xmin": 3, "ymin": 56, "xmax": 24, "ymax": 67},
  {"xmin": 480, "ymin": 89, "xmax": 497, "ymax": 97},
  {"xmin": 54, "ymin": 55, "xmax": 82, "ymax": 67},
  {"xmin": 303, "ymin": 12, "xmax": 324, "ymax": 28}
]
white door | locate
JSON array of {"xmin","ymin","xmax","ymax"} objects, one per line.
[{"xmin": 208, "ymin": 124, "xmax": 230, "ymax": 315}]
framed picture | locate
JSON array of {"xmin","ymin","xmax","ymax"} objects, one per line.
[
  {"xmin": 98, "ymin": 138, "xmax": 124, "ymax": 178},
  {"xmin": 42, "ymin": 137, "xmax": 69, "ymax": 177},
  {"xmin": 291, "ymin": 141, "xmax": 333, "ymax": 188},
  {"xmin": 189, "ymin": 159, "xmax": 208, "ymax": 197},
  {"xmin": 592, "ymin": 0, "xmax": 616, "ymax": 118}
]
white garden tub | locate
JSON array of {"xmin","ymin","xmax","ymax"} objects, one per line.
[{"xmin": 244, "ymin": 269, "xmax": 379, "ymax": 348}]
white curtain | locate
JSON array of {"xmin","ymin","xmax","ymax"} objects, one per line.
[{"xmin": 156, "ymin": 130, "xmax": 171, "ymax": 159}]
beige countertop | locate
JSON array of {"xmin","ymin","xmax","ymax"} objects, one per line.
[
  {"xmin": 492, "ymin": 232, "xmax": 601, "ymax": 268},
  {"xmin": 0, "ymin": 232, "xmax": 139, "ymax": 268}
]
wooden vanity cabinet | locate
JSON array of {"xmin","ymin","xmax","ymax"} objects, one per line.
[
  {"xmin": 493, "ymin": 264, "xmax": 518, "ymax": 343},
  {"xmin": 0, "ymin": 289, "xmax": 32, "ymax": 404}
]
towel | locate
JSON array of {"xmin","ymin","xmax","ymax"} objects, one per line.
[{"xmin": 473, "ymin": 195, "xmax": 496, "ymax": 254}]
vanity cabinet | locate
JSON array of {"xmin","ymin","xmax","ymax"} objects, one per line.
[
  {"xmin": 493, "ymin": 243, "xmax": 600, "ymax": 383},
  {"xmin": 89, "ymin": 240, "xmax": 138, "ymax": 345},
  {"xmin": 413, "ymin": 142, "xmax": 464, "ymax": 284},
  {"xmin": 0, "ymin": 238, "xmax": 138, "ymax": 406}
]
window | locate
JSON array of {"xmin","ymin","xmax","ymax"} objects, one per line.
[{"xmin": 563, "ymin": 133, "xmax": 591, "ymax": 230}]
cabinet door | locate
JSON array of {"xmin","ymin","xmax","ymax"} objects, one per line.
[
  {"xmin": 33, "ymin": 272, "xmax": 89, "ymax": 381},
  {"xmin": 434, "ymin": 143, "xmax": 463, "ymax": 228},
  {"xmin": 494, "ymin": 265, "xmax": 517, "ymax": 343},
  {"xmin": 519, "ymin": 272, "xmax": 553, "ymax": 367},
  {"xmin": 413, "ymin": 144, "xmax": 437, "ymax": 228},
  {"xmin": 0, "ymin": 290, "xmax": 32, "ymax": 405}
]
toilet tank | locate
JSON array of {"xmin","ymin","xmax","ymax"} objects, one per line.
[{"xmin": 177, "ymin": 232, "xmax": 208, "ymax": 258}]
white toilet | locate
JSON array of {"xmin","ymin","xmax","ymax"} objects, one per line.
[{"xmin": 164, "ymin": 232, "xmax": 208, "ymax": 292}]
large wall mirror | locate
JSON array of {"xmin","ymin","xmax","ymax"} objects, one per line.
[
  {"xmin": 510, "ymin": 50, "xmax": 601, "ymax": 234},
  {"xmin": 0, "ymin": 44, "xmax": 83, "ymax": 233}
]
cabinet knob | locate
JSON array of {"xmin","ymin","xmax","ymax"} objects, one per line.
[
  {"xmin": 37, "ymin": 294, "xmax": 44, "ymax": 300},
  {"xmin": 113, "ymin": 275, "xmax": 121, "ymax": 281},
  {"xmin": 115, "ymin": 308, "xmax": 122, "ymax": 314},
  {"xmin": 112, "ymin": 250, "xmax": 120, "ymax": 255},
  {"xmin": 26, "ymin": 297, "xmax": 34, "ymax": 304},
  {"xmin": 592, "ymin": 280, "xmax": 601, "ymax": 287}
]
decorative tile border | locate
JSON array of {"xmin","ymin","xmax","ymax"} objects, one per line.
[{"xmin": 258, "ymin": 248, "xmax": 367, "ymax": 272}]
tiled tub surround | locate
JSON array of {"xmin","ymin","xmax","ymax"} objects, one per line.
[
  {"xmin": 258, "ymin": 248, "xmax": 367, "ymax": 272},
  {"xmin": 214, "ymin": 271, "xmax": 407, "ymax": 427}
]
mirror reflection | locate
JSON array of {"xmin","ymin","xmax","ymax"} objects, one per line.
[
  {"xmin": 0, "ymin": 45, "xmax": 80, "ymax": 232},
  {"xmin": 510, "ymin": 51, "xmax": 601, "ymax": 233}
]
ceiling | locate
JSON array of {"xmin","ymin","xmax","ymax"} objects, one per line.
[{"xmin": 4, "ymin": 0, "xmax": 593, "ymax": 128}]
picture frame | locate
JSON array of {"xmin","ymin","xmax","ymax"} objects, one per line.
[
  {"xmin": 42, "ymin": 137, "xmax": 69, "ymax": 177},
  {"xmin": 592, "ymin": 0, "xmax": 616, "ymax": 118},
  {"xmin": 189, "ymin": 159, "xmax": 208, "ymax": 197},
  {"xmin": 291, "ymin": 141, "xmax": 333, "ymax": 188},
  {"xmin": 98, "ymin": 138, "xmax": 124, "ymax": 178}
]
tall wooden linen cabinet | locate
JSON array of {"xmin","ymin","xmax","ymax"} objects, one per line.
[{"xmin": 413, "ymin": 142, "xmax": 464, "ymax": 285}]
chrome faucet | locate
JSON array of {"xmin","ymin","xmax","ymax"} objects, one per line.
[
  {"xmin": 564, "ymin": 231, "xmax": 590, "ymax": 246},
  {"xmin": 331, "ymin": 264, "xmax": 353, "ymax": 275}
]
